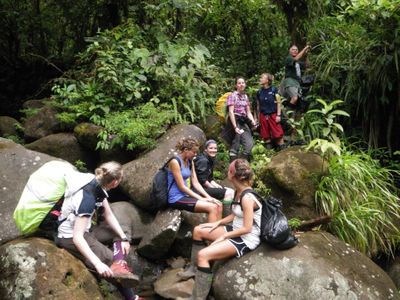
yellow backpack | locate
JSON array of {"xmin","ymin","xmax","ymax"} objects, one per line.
[{"xmin": 215, "ymin": 92, "xmax": 232, "ymax": 122}]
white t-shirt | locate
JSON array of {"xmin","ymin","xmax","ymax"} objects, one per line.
[
  {"xmin": 231, "ymin": 192, "xmax": 262, "ymax": 250},
  {"xmin": 58, "ymin": 178, "xmax": 108, "ymax": 238}
]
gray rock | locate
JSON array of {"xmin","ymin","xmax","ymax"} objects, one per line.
[
  {"xmin": 125, "ymin": 245, "xmax": 162, "ymax": 297},
  {"xmin": 93, "ymin": 201, "xmax": 153, "ymax": 243},
  {"xmin": 0, "ymin": 116, "xmax": 20, "ymax": 137},
  {"xmin": 137, "ymin": 209, "xmax": 182, "ymax": 260},
  {"xmin": 0, "ymin": 138, "xmax": 62, "ymax": 245},
  {"xmin": 74, "ymin": 122, "xmax": 103, "ymax": 150},
  {"xmin": 120, "ymin": 124, "xmax": 206, "ymax": 211},
  {"xmin": 198, "ymin": 115, "xmax": 223, "ymax": 140},
  {"xmin": 387, "ymin": 256, "xmax": 400, "ymax": 289},
  {"xmin": 23, "ymin": 105, "xmax": 68, "ymax": 142},
  {"xmin": 154, "ymin": 268, "xmax": 194, "ymax": 299},
  {"xmin": 22, "ymin": 99, "xmax": 46, "ymax": 110},
  {"xmin": 25, "ymin": 133, "xmax": 94, "ymax": 168},
  {"xmin": 260, "ymin": 146, "xmax": 327, "ymax": 219},
  {"xmin": 213, "ymin": 231, "xmax": 399, "ymax": 300},
  {"xmin": 0, "ymin": 237, "xmax": 102, "ymax": 300}
]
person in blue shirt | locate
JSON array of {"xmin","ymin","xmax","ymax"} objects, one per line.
[
  {"xmin": 167, "ymin": 137, "xmax": 222, "ymax": 223},
  {"xmin": 255, "ymin": 73, "xmax": 285, "ymax": 149}
]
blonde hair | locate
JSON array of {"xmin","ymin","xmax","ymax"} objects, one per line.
[
  {"xmin": 95, "ymin": 161, "xmax": 123, "ymax": 187},
  {"xmin": 261, "ymin": 73, "xmax": 274, "ymax": 84},
  {"xmin": 175, "ymin": 137, "xmax": 200, "ymax": 152},
  {"xmin": 229, "ymin": 159, "xmax": 254, "ymax": 185}
]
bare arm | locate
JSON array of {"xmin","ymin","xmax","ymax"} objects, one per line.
[
  {"xmin": 190, "ymin": 161, "xmax": 211, "ymax": 198},
  {"xmin": 169, "ymin": 159, "xmax": 203, "ymax": 200},
  {"xmin": 102, "ymin": 199, "xmax": 130, "ymax": 254},
  {"xmin": 294, "ymin": 45, "xmax": 311, "ymax": 61},
  {"xmin": 222, "ymin": 195, "xmax": 257, "ymax": 239},
  {"xmin": 228, "ymin": 105, "xmax": 238, "ymax": 128},
  {"xmin": 246, "ymin": 104, "xmax": 256, "ymax": 126},
  {"xmin": 73, "ymin": 216, "xmax": 113, "ymax": 277}
]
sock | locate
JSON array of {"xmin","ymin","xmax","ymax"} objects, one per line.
[
  {"xmin": 113, "ymin": 241, "xmax": 125, "ymax": 261},
  {"xmin": 116, "ymin": 285, "xmax": 135, "ymax": 300},
  {"xmin": 197, "ymin": 266, "xmax": 212, "ymax": 274}
]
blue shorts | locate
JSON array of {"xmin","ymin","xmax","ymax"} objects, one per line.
[
  {"xmin": 225, "ymin": 225, "xmax": 251, "ymax": 258},
  {"xmin": 169, "ymin": 197, "xmax": 198, "ymax": 212}
]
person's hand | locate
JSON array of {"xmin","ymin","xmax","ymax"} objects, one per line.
[
  {"xmin": 121, "ymin": 240, "xmax": 130, "ymax": 255},
  {"xmin": 95, "ymin": 261, "xmax": 113, "ymax": 278},
  {"xmin": 276, "ymin": 115, "xmax": 281, "ymax": 123},
  {"xmin": 199, "ymin": 221, "xmax": 221, "ymax": 233},
  {"xmin": 235, "ymin": 127, "xmax": 244, "ymax": 135},
  {"xmin": 213, "ymin": 182, "xmax": 222, "ymax": 189},
  {"xmin": 204, "ymin": 197, "xmax": 222, "ymax": 206},
  {"xmin": 305, "ymin": 45, "xmax": 311, "ymax": 53}
]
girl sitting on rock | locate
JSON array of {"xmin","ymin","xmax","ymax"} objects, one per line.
[
  {"xmin": 55, "ymin": 161, "xmax": 143, "ymax": 300},
  {"xmin": 180, "ymin": 159, "xmax": 262, "ymax": 299},
  {"xmin": 167, "ymin": 137, "xmax": 222, "ymax": 222}
]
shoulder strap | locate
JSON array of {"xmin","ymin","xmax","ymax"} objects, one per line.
[
  {"xmin": 239, "ymin": 189, "xmax": 262, "ymax": 210},
  {"xmin": 163, "ymin": 156, "xmax": 181, "ymax": 169}
]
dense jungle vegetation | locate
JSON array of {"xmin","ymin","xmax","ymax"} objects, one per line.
[{"xmin": 1, "ymin": 0, "xmax": 400, "ymax": 257}]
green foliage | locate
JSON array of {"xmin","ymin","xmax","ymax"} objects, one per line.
[
  {"xmin": 289, "ymin": 98, "xmax": 349, "ymax": 145},
  {"xmin": 307, "ymin": 1, "xmax": 400, "ymax": 150},
  {"xmin": 97, "ymin": 102, "xmax": 174, "ymax": 151},
  {"xmin": 315, "ymin": 146, "xmax": 400, "ymax": 256},
  {"xmin": 74, "ymin": 160, "xmax": 87, "ymax": 172},
  {"xmin": 187, "ymin": 0, "xmax": 289, "ymax": 76},
  {"xmin": 288, "ymin": 218, "xmax": 302, "ymax": 231},
  {"xmin": 51, "ymin": 21, "xmax": 223, "ymax": 150},
  {"xmin": 3, "ymin": 134, "xmax": 24, "ymax": 145},
  {"xmin": 251, "ymin": 140, "xmax": 274, "ymax": 197}
]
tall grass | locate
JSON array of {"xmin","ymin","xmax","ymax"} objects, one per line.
[{"xmin": 316, "ymin": 148, "xmax": 400, "ymax": 256}]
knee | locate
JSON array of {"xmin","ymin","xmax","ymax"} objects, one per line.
[
  {"xmin": 197, "ymin": 248, "xmax": 208, "ymax": 263},
  {"xmin": 193, "ymin": 225, "xmax": 202, "ymax": 239}
]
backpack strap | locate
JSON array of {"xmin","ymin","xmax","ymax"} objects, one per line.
[
  {"xmin": 238, "ymin": 189, "xmax": 262, "ymax": 211},
  {"xmin": 165, "ymin": 157, "xmax": 182, "ymax": 193}
]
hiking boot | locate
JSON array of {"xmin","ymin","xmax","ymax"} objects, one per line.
[{"xmin": 110, "ymin": 260, "xmax": 139, "ymax": 288}]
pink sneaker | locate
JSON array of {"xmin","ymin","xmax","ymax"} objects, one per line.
[{"xmin": 110, "ymin": 260, "xmax": 139, "ymax": 288}]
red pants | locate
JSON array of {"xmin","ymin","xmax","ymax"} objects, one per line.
[{"xmin": 259, "ymin": 113, "xmax": 284, "ymax": 141}]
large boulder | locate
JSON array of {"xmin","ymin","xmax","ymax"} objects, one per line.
[
  {"xmin": 0, "ymin": 116, "xmax": 20, "ymax": 137},
  {"xmin": 154, "ymin": 268, "xmax": 194, "ymax": 299},
  {"xmin": 137, "ymin": 209, "xmax": 182, "ymax": 260},
  {"xmin": 0, "ymin": 238, "xmax": 103, "ymax": 300},
  {"xmin": 25, "ymin": 133, "xmax": 94, "ymax": 168},
  {"xmin": 23, "ymin": 105, "xmax": 69, "ymax": 142},
  {"xmin": 74, "ymin": 122, "xmax": 103, "ymax": 151},
  {"xmin": 260, "ymin": 146, "xmax": 327, "ymax": 219},
  {"xmin": 93, "ymin": 201, "xmax": 153, "ymax": 243},
  {"xmin": 0, "ymin": 138, "xmax": 61, "ymax": 245},
  {"xmin": 213, "ymin": 231, "xmax": 399, "ymax": 300},
  {"xmin": 198, "ymin": 115, "xmax": 223, "ymax": 140},
  {"xmin": 120, "ymin": 124, "xmax": 206, "ymax": 211},
  {"xmin": 387, "ymin": 256, "xmax": 400, "ymax": 289}
]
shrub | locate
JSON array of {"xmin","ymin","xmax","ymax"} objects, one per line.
[{"xmin": 315, "ymin": 147, "xmax": 400, "ymax": 257}]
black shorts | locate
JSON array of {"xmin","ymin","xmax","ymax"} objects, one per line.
[
  {"xmin": 169, "ymin": 197, "xmax": 198, "ymax": 212},
  {"xmin": 204, "ymin": 187, "xmax": 226, "ymax": 200},
  {"xmin": 225, "ymin": 225, "xmax": 251, "ymax": 258}
]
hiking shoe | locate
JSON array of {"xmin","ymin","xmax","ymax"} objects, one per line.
[{"xmin": 110, "ymin": 260, "xmax": 139, "ymax": 288}]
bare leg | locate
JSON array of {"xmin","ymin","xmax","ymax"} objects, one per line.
[{"xmin": 194, "ymin": 200, "xmax": 222, "ymax": 222}]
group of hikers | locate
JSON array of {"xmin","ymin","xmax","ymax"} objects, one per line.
[
  {"xmin": 13, "ymin": 43, "xmax": 310, "ymax": 300},
  {"xmin": 224, "ymin": 44, "xmax": 311, "ymax": 161}
]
